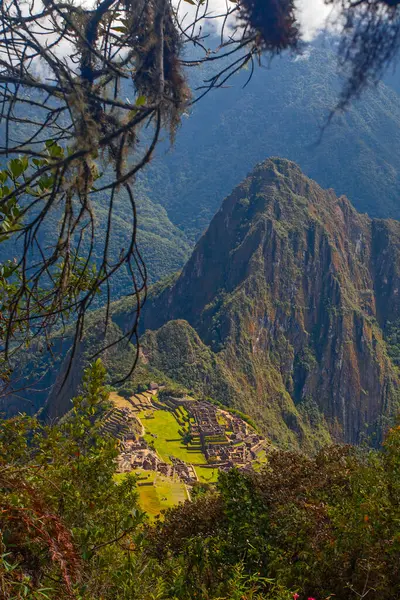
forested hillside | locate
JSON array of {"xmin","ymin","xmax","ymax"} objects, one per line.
[
  {"xmin": 0, "ymin": 156, "xmax": 191, "ymax": 291},
  {"xmin": 136, "ymin": 158, "xmax": 400, "ymax": 447},
  {"xmin": 13, "ymin": 159, "xmax": 400, "ymax": 452},
  {"xmin": 5, "ymin": 360, "xmax": 400, "ymax": 600},
  {"xmin": 5, "ymin": 22, "xmax": 400, "ymax": 450},
  {"xmin": 5, "ymin": 37, "xmax": 400, "ymax": 292},
  {"xmin": 142, "ymin": 38, "xmax": 400, "ymax": 238}
]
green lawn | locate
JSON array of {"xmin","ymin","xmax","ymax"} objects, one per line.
[
  {"xmin": 194, "ymin": 465, "xmax": 219, "ymax": 483},
  {"xmin": 138, "ymin": 409, "xmax": 207, "ymax": 464},
  {"xmin": 252, "ymin": 448, "xmax": 269, "ymax": 471},
  {"xmin": 138, "ymin": 476, "xmax": 188, "ymax": 517},
  {"xmin": 216, "ymin": 413, "xmax": 228, "ymax": 426},
  {"xmin": 109, "ymin": 391, "xmax": 135, "ymax": 411},
  {"xmin": 115, "ymin": 408, "xmax": 224, "ymax": 506},
  {"xmin": 115, "ymin": 469, "xmax": 188, "ymax": 518}
]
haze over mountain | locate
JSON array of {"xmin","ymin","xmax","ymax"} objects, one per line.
[
  {"xmin": 4, "ymin": 37, "xmax": 400, "ymax": 295},
  {"xmin": 6, "ymin": 36, "xmax": 400, "ymax": 449},
  {"xmin": 143, "ymin": 38, "xmax": 400, "ymax": 239}
]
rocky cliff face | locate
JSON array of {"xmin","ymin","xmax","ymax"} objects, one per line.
[
  {"xmin": 12, "ymin": 158, "xmax": 400, "ymax": 450},
  {"xmin": 138, "ymin": 158, "xmax": 400, "ymax": 446}
]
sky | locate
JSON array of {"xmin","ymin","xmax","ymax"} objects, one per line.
[
  {"xmin": 297, "ymin": 0, "xmax": 335, "ymax": 40},
  {"xmin": 178, "ymin": 0, "xmax": 336, "ymax": 42}
]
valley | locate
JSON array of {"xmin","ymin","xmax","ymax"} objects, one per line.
[{"xmin": 6, "ymin": 38, "xmax": 400, "ymax": 296}]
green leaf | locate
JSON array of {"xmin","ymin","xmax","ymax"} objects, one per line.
[
  {"xmin": 20, "ymin": 155, "xmax": 29, "ymax": 172},
  {"xmin": 38, "ymin": 174, "xmax": 54, "ymax": 191},
  {"xmin": 32, "ymin": 158, "xmax": 48, "ymax": 167},
  {"xmin": 0, "ymin": 185, "xmax": 11, "ymax": 199},
  {"xmin": 135, "ymin": 95, "xmax": 147, "ymax": 107},
  {"xmin": 46, "ymin": 141, "xmax": 64, "ymax": 159},
  {"xmin": 8, "ymin": 158, "xmax": 24, "ymax": 179}
]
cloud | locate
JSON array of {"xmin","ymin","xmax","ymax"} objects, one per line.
[
  {"xmin": 297, "ymin": 0, "xmax": 337, "ymax": 40},
  {"xmin": 177, "ymin": 0, "xmax": 335, "ymax": 42}
]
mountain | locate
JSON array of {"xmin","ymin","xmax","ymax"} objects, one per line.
[
  {"xmin": 142, "ymin": 39, "xmax": 400, "ymax": 239},
  {"xmin": 4, "ymin": 38, "xmax": 400, "ymax": 294},
  {"xmin": 17, "ymin": 158, "xmax": 400, "ymax": 451},
  {"xmin": 133, "ymin": 158, "xmax": 400, "ymax": 447}
]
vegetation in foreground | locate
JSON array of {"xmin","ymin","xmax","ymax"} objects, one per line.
[{"xmin": 1, "ymin": 360, "xmax": 400, "ymax": 599}]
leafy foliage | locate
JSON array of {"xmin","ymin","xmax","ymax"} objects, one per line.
[
  {"xmin": 0, "ymin": 359, "xmax": 145, "ymax": 598},
  {"xmin": 3, "ymin": 360, "xmax": 400, "ymax": 599},
  {"xmin": 149, "ymin": 430, "xmax": 400, "ymax": 600}
]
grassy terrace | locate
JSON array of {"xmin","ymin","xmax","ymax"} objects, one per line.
[
  {"xmin": 113, "ymin": 398, "xmax": 226, "ymax": 489},
  {"xmin": 194, "ymin": 465, "xmax": 219, "ymax": 483},
  {"xmin": 112, "ymin": 397, "xmax": 227, "ymax": 512},
  {"xmin": 109, "ymin": 391, "xmax": 135, "ymax": 410},
  {"xmin": 115, "ymin": 470, "xmax": 188, "ymax": 518},
  {"xmin": 138, "ymin": 409, "xmax": 206, "ymax": 465}
]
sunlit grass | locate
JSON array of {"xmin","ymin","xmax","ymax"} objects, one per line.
[
  {"xmin": 115, "ymin": 469, "xmax": 188, "ymax": 518},
  {"xmin": 194, "ymin": 465, "xmax": 219, "ymax": 483},
  {"xmin": 138, "ymin": 409, "xmax": 206, "ymax": 464}
]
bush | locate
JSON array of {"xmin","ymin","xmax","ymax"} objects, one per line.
[
  {"xmin": 137, "ymin": 382, "xmax": 149, "ymax": 393},
  {"xmin": 147, "ymin": 431, "xmax": 400, "ymax": 600},
  {"xmin": 4, "ymin": 362, "xmax": 400, "ymax": 600},
  {"xmin": 118, "ymin": 383, "xmax": 136, "ymax": 399}
]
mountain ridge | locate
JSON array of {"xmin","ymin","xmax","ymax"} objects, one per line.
[
  {"xmin": 134, "ymin": 158, "xmax": 400, "ymax": 445},
  {"xmin": 8, "ymin": 158, "xmax": 400, "ymax": 451},
  {"xmin": 142, "ymin": 40, "xmax": 400, "ymax": 239}
]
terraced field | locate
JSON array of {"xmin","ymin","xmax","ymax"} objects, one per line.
[
  {"xmin": 193, "ymin": 465, "xmax": 219, "ymax": 483},
  {"xmin": 111, "ymin": 392, "xmax": 269, "ymax": 515},
  {"xmin": 138, "ymin": 409, "xmax": 206, "ymax": 465},
  {"xmin": 115, "ymin": 470, "xmax": 188, "ymax": 518},
  {"xmin": 109, "ymin": 391, "xmax": 135, "ymax": 411}
]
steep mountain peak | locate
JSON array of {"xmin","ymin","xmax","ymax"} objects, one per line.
[
  {"xmin": 245, "ymin": 156, "xmax": 359, "ymax": 226},
  {"xmin": 15, "ymin": 158, "xmax": 400, "ymax": 450},
  {"xmin": 252, "ymin": 156, "xmax": 303, "ymax": 180},
  {"xmin": 142, "ymin": 156, "xmax": 369, "ymax": 331},
  {"xmin": 252, "ymin": 156, "xmax": 308, "ymax": 187},
  {"xmin": 139, "ymin": 158, "xmax": 400, "ymax": 446}
]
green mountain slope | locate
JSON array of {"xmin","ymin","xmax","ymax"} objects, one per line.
[
  {"xmin": 136, "ymin": 158, "xmax": 400, "ymax": 446},
  {"xmin": 4, "ymin": 37, "xmax": 400, "ymax": 292},
  {"xmin": 141, "ymin": 40, "xmax": 400, "ymax": 238},
  {"xmin": 13, "ymin": 159, "xmax": 400, "ymax": 451},
  {"xmin": 94, "ymin": 189, "xmax": 190, "ymax": 288},
  {"xmin": 0, "ymin": 155, "xmax": 191, "ymax": 294}
]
